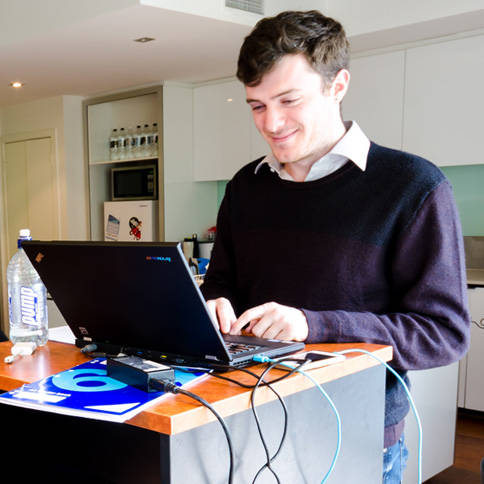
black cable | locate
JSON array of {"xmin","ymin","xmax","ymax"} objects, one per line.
[
  {"xmin": 151, "ymin": 379, "xmax": 234, "ymax": 484},
  {"xmin": 172, "ymin": 362, "xmax": 305, "ymax": 483},
  {"xmin": 249, "ymin": 360, "xmax": 309, "ymax": 484}
]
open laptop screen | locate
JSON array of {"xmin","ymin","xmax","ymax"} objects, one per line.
[{"xmin": 22, "ymin": 241, "xmax": 232, "ymax": 362}]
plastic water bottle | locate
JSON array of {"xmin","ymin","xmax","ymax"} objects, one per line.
[
  {"xmin": 118, "ymin": 127, "xmax": 126, "ymax": 159},
  {"xmin": 125, "ymin": 127, "xmax": 134, "ymax": 159},
  {"xmin": 134, "ymin": 125, "xmax": 142, "ymax": 157},
  {"xmin": 139, "ymin": 124, "xmax": 150, "ymax": 157},
  {"xmin": 7, "ymin": 229, "xmax": 48, "ymax": 346},
  {"xmin": 146, "ymin": 124, "xmax": 154, "ymax": 157},
  {"xmin": 151, "ymin": 123, "xmax": 159, "ymax": 157},
  {"xmin": 109, "ymin": 128, "xmax": 119, "ymax": 160}
]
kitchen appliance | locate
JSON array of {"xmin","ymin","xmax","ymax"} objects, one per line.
[
  {"xmin": 111, "ymin": 163, "xmax": 157, "ymax": 201},
  {"xmin": 198, "ymin": 240, "xmax": 214, "ymax": 259},
  {"xmin": 104, "ymin": 200, "xmax": 158, "ymax": 242}
]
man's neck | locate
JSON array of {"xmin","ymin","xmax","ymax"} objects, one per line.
[{"xmin": 283, "ymin": 121, "xmax": 347, "ymax": 182}]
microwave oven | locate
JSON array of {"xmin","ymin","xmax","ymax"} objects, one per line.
[{"xmin": 111, "ymin": 163, "xmax": 157, "ymax": 201}]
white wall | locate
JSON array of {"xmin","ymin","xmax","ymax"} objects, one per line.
[
  {"xmin": 62, "ymin": 96, "xmax": 89, "ymax": 240},
  {"xmin": 162, "ymin": 82, "xmax": 218, "ymax": 242}
]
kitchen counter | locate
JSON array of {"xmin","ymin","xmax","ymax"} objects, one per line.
[
  {"xmin": 467, "ymin": 268, "xmax": 484, "ymax": 286},
  {"xmin": 0, "ymin": 340, "xmax": 391, "ymax": 483}
]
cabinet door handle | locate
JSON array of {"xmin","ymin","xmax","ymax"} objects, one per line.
[{"xmin": 472, "ymin": 318, "xmax": 484, "ymax": 329}]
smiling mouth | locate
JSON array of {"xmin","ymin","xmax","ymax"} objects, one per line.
[{"xmin": 270, "ymin": 130, "xmax": 297, "ymax": 143}]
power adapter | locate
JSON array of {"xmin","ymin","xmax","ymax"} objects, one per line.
[{"xmin": 107, "ymin": 355, "xmax": 175, "ymax": 392}]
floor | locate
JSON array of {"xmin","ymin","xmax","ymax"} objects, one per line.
[{"xmin": 425, "ymin": 409, "xmax": 484, "ymax": 484}]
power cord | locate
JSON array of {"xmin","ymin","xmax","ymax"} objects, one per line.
[
  {"xmin": 249, "ymin": 359, "xmax": 310, "ymax": 484},
  {"xmin": 253, "ymin": 355, "xmax": 341, "ymax": 484},
  {"xmin": 150, "ymin": 379, "xmax": 234, "ymax": 484},
  {"xmin": 336, "ymin": 348, "xmax": 423, "ymax": 484},
  {"xmin": 189, "ymin": 363, "xmax": 305, "ymax": 483}
]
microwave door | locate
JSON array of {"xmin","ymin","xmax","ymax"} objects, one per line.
[{"xmin": 111, "ymin": 164, "xmax": 157, "ymax": 201}]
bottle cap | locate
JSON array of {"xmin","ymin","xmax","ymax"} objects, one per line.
[
  {"xmin": 11, "ymin": 342, "xmax": 37, "ymax": 356},
  {"xmin": 19, "ymin": 228, "xmax": 30, "ymax": 238}
]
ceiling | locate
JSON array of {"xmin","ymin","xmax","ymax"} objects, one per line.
[
  {"xmin": 2, "ymin": 1, "xmax": 484, "ymax": 108},
  {"xmin": 0, "ymin": 2, "xmax": 252, "ymax": 107}
]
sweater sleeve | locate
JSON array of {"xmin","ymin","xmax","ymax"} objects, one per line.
[
  {"xmin": 200, "ymin": 182, "xmax": 240, "ymax": 312},
  {"xmin": 302, "ymin": 181, "xmax": 470, "ymax": 371}
]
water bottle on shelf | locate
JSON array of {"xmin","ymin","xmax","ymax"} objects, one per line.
[
  {"xmin": 139, "ymin": 124, "xmax": 150, "ymax": 157},
  {"xmin": 146, "ymin": 124, "xmax": 154, "ymax": 157},
  {"xmin": 7, "ymin": 229, "xmax": 48, "ymax": 346},
  {"xmin": 125, "ymin": 127, "xmax": 134, "ymax": 159},
  {"xmin": 118, "ymin": 127, "xmax": 126, "ymax": 160},
  {"xmin": 134, "ymin": 125, "xmax": 142, "ymax": 157},
  {"xmin": 151, "ymin": 123, "xmax": 159, "ymax": 157},
  {"xmin": 109, "ymin": 128, "xmax": 119, "ymax": 160}
]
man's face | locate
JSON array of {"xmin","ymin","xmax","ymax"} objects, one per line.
[{"xmin": 246, "ymin": 53, "xmax": 345, "ymax": 167}]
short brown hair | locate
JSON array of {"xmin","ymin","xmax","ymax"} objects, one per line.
[{"xmin": 237, "ymin": 10, "xmax": 349, "ymax": 88}]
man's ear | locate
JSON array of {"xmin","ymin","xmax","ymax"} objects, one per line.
[{"xmin": 331, "ymin": 69, "xmax": 350, "ymax": 104}]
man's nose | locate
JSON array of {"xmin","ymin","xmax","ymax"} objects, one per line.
[{"xmin": 263, "ymin": 107, "xmax": 285, "ymax": 134}]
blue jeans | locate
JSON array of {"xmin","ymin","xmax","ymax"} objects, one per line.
[{"xmin": 383, "ymin": 436, "xmax": 408, "ymax": 484}]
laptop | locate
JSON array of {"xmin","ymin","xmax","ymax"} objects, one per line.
[{"xmin": 22, "ymin": 241, "xmax": 304, "ymax": 369}]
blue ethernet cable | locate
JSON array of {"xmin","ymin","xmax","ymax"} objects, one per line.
[
  {"xmin": 252, "ymin": 354, "xmax": 341, "ymax": 484},
  {"xmin": 335, "ymin": 348, "xmax": 423, "ymax": 484}
]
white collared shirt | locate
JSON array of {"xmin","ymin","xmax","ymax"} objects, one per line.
[{"xmin": 254, "ymin": 121, "xmax": 370, "ymax": 181}]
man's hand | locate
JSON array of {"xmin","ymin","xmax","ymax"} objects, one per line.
[
  {"xmin": 206, "ymin": 297, "xmax": 237, "ymax": 334},
  {"xmin": 230, "ymin": 302, "xmax": 308, "ymax": 342}
]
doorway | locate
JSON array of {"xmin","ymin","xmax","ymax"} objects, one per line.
[{"xmin": 1, "ymin": 131, "xmax": 61, "ymax": 334}]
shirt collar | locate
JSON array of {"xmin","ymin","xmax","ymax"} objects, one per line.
[{"xmin": 254, "ymin": 121, "xmax": 370, "ymax": 179}]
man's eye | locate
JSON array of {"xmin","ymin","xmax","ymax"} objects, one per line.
[
  {"xmin": 283, "ymin": 98, "xmax": 297, "ymax": 104},
  {"xmin": 251, "ymin": 105, "xmax": 264, "ymax": 111}
]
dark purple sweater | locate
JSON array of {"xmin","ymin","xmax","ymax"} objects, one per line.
[{"xmin": 201, "ymin": 142, "xmax": 470, "ymax": 447}]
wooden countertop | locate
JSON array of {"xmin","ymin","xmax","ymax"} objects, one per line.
[{"xmin": 0, "ymin": 340, "xmax": 392, "ymax": 435}]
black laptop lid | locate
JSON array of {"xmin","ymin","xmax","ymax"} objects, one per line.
[{"xmin": 22, "ymin": 241, "xmax": 232, "ymax": 362}]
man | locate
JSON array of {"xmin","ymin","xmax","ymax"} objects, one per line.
[{"xmin": 201, "ymin": 10, "xmax": 470, "ymax": 483}]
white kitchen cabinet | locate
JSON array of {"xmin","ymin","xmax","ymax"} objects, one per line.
[
  {"xmin": 403, "ymin": 34, "xmax": 484, "ymax": 166},
  {"xmin": 193, "ymin": 79, "xmax": 255, "ymax": 181},
  {"xmin": 342, "ymin": 50, "xmax": 405, "ymax": 150},
  {"xmin": 405, "ymin": 363, "xmax": 459, "ymax": 483},
  {"xmin": 460, "ymin": 286, "xmax": 484, "ymax": 411}
]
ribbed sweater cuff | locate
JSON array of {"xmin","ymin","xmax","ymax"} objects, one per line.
[{"xmin": 302, "ymin": 309, "xmax": 341, "ymax": 343}]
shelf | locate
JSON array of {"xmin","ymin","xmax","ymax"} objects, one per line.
[{"xmin": 89, "ymin": 156, "xmax": 158, "ymax": 166}]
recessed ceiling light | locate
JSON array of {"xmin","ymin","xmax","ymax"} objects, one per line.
[
  {"xmin": 10, "ymin": 81, "xmax": 24, "ymax": 88},
  {"xmin": 134, "ymin": 37, "xmax": 155, "ymax": 43}
]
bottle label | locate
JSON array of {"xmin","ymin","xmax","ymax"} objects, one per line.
[{"xmin": 20, "ymin": 286, "xmax": 40, "ymax": 327}]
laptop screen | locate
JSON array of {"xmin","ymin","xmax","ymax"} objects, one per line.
[{"xmin": 22, "ymin": 241, "xmax": 231, "ymax": 362}]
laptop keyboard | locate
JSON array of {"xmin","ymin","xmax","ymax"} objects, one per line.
[{"xmin": 225, "ymin": 342, "xmax": 261, "ymax": 356}]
